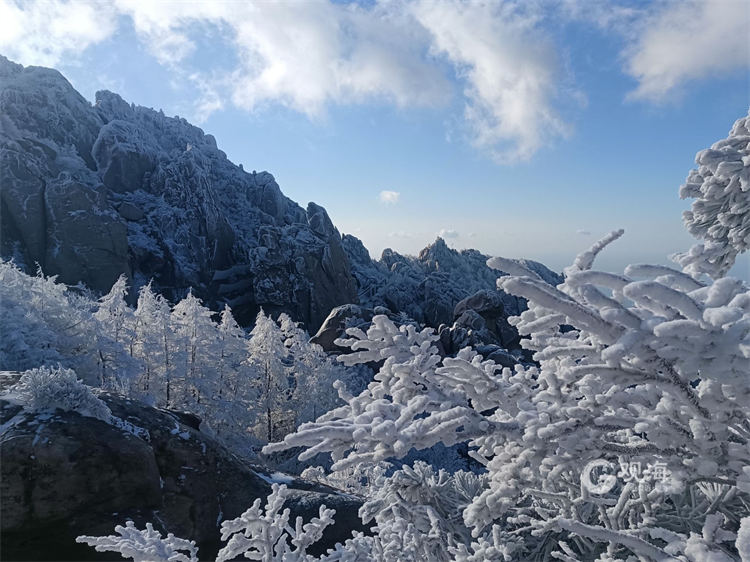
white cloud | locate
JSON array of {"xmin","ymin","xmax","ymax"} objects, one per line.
[
  {"xmin": 557, "ymin": 0, "xmax": 641, "ymax": 31},
  {"xmin": 412, "ymin": 0, "xmax": 569, "ymax": 162},
  {"xmin": 0, "ymin": 0, "xmax": 568, "ymax": 160},
  {"xmin": 0, "ymin": 0, "xmax": 117, "ymax": 67},
  {"xmin": 438, "ymin": 228, "xmax": 459, "ymax": 239},
  {"xmin": 624, "ymin": 0, "xmax": 750, "ymax": 101},
  {"xmin": 7, "ymin": 0, "xmax": 743, "ymax": 161},
  {"xmin": 388, "ymin": 230, "xmax": 413, "ymax": 238},
  {"xmin": 379, "ymin": 190, "xmax": 401, "ymax": 204},
  {"xmin": 230, "ymin": 2, "xmax": 451, "ymax": 117},
  {"xmin": 112, "ymin": 0, "xmax": 228, "ymax": 65},
  {"xmin": 576, "ymin": 229, "xmax": 591, "ymax": 236},
  {"xmin": 113, "ymin": 0, "xmax": 449, "ymax": 118}
]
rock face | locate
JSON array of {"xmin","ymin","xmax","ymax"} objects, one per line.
[
  {"xmin": 0, "ymin": 56, "xmax": 356, "ymax": 331},
  {"xmin": 315, "ymin": 238, "xmax": 563, "ymax": 359},
  {"xmin": 0, "ymin": 393, "xmax": 367, "ymax": 561}
]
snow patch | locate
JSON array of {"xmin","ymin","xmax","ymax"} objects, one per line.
[{"xmin": 257, "ymin": 471, "xmax": 294, "ymax": 485}]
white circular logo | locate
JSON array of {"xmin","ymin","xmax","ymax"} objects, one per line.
[{"xmin": 581, "ymin": 459, "xmax": 617, "ymax": 495}]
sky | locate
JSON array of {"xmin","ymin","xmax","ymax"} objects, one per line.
[{"xmin": 1, "ymin": 0, "xmax": 749, "ymax": 278}]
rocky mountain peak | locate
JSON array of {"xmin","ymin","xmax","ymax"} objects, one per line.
[{"xmin": 0, "ymin": 57, "xmax": 357, "ymax": 331}]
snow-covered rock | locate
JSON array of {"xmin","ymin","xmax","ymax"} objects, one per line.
[
  {"xmin": 0, "ymin": 56, "xmax": 356, "ymax": 330},
  {"xmin": 0, "ymin": 391, "xmax": 367, "ymax": 561}
]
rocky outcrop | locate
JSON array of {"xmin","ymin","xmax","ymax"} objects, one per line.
[
  {"xmin": 342, "ymin": 234, "xmax": 562, "ymax": 332},
  {"xmin": 311, "ymin": 303, "xmax": 406, "ymax": 353},
  {"xmin": 0, "ymin": 56, "xmax": 356, "ymax": 331},
  {"xmin": 0, "ymin": 60, "xmax": 131, "ymax": 292},
  {"xmin": 0, "ymin": 392, "xmax": 367, "ymax": 561},
  {"xmin": 312, "ymin": 288, "xmax": 534, "ymax": 366}
]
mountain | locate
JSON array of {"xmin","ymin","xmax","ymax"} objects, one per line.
[
  {"xmin": 0, "ymin": 56, "xmax": 356, "ymax": 330},
  {"xmin": 343, "ymin": 235, "xmax": 562, "ymax": 329},
  {"xmin": 0, "ymin": 55, "xmax": 561, "ymax": 332}
]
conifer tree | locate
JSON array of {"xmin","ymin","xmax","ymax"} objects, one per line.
[{"xmin": 248, "ymin": 310, "xmax": 290, "ymax": 442}]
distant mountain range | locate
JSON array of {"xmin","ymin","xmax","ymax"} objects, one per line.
[{"xmin": 0, "ymin": 56, "xmax": 560, "ymax": 331}]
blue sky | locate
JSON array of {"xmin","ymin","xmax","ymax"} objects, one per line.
[{"xmin": 1, "ymin": 0, "xmax": 748, "ymax": 278}]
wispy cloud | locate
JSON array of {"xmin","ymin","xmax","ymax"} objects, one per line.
[
  {"xmin": 561, "ymin": 0, "xmax": 750, "ymax": 102},
  {"xmin": 379, "ymin": 190, "xmax": 401, "ymax": 204},
  {"xmin": 412, "ymin": 0, "xmax": 569, "ymax": 162},
  {"xmin": 438, "ymin": 228, "xmax": 459, "ymax": 239},
  {"xmin": 576, "ymin": 229, "xmax": 591, "ymax": 236}
]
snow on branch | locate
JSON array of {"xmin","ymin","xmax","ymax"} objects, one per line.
[
  {"xmin": 217, "ymin": 483, "xmax": 336, "ymax": 562},
  {"xmin": 76, "ymin": 521, "xmax": 198, "ymax": 562}
]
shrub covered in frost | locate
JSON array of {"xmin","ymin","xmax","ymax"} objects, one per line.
[
  {"xmin": 12, "ymin": 365, "xmax": 112, "ymax": 422},
  {"xmin": 267, "ymin": 229, "xmax": 750, "ymax": 560},
  {"xmin": 0, "ymin": 262, "xmax": 103, "ymax": 383},
  {"xmin": 216, "ymin": 483, "xmax": 336, "ymax": 562},
  {"xmin": 357, "ymin": 461, "xmax": 488, "ymax": 562}
]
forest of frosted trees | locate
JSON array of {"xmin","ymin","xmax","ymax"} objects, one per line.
[
  {"xmin": 0, "ymin": 264, "xmax": 359, "ymax": 454},
  {"xmin": 4, "ymin": 112, "xmax": 750, "ymax": 561}
]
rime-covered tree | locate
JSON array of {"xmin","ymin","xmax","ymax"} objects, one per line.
[
  {"xmin": 94, "ymin": 275, "xmax": 140, "ymax": 391},
  {"xmin": 132, "ymin": 282, "xmax": 175, "ymax": 406},
  {"xmin": 1, "ymin": 261, "xmax": 105, "ymax": 385},
  {"xmin": 675, "ymin": 109, "xmax": 750, "ymax": 278},
  {"xmin": 267, "ymin": 228, "xmax": 750, "ymax": 559},
  {"xmin": 171, "ymin": 291, "xmax": 220, "ymax": 413},
  {"xmin": 209, "ymin": 305, "xmax": 261, "ymax": 450},
  {"xmin": 216, "ymin": 305, "xmax": 246, "ymax": 401},
  {"xmin": 279, "ymin": 313, "xmax": 345, "ymax": 426},
  {"xmin": 248, "ymin": 310, "xmax": 292, "ymax": 442}
]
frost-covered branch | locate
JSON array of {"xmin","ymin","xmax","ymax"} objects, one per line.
[
  {"xmin": 674, "ymin": 110, "xmax": 750, "ymax": 278},
  {"xmin": 76, "ymin": 521, "xmax": 198, "ymax": 562}
]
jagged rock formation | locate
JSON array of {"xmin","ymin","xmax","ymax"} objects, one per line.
[
  {"xmin": 342, "ymin": 234, "xmax": 562, "ymax": 330},
  {"xmin": 0, "ymin": 56, "xmax": 356, "ymax": 330},
  {"xmin": 0, "ymin": 391, "xmax": 366, "ymax": 561}
]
